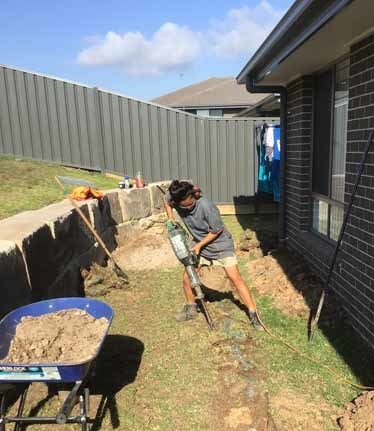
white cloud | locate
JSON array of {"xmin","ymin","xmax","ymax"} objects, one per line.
[
  {"xmin": 207, "ymin": 1, "xmax": 284, "ymax": 58},
  {"xmin": 77, "ymin": 23, "xmax": 202, "ymax": 76},
  {"xmin": 77, "ymin": 1, "xmax": 285, "ymax": 76}
]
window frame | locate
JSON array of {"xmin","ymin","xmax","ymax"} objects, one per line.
[{"xmin": 311, "ymin": 56, "xmax": 349, "ymax": 242}]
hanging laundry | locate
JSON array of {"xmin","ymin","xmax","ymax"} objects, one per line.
[
  {"xmin": 257, "ymin": 123, "xmax": 272, "ymax": 195},
  {"xmin": 271, "ymin": 126, "xmax": 281, "ymax": 202},
  {"xmin": 265, "ymin": 125, "xmax": 275, "ymax": 162},
  {"xmin": 273, "ymin": 126, "xmax": 281, "ymax": 161}
]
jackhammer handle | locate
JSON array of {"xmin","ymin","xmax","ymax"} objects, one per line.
[
  {"xmin": 186, "ymin": 266, "xmax": 204, "ymax": 299},
  {"xmin": 192, "ymin": 283, "xmax": 204, "ymax": 300}
]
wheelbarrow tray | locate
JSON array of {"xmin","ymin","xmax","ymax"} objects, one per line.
[{"xmin": 0, "ymin": 298, "xmax": 114, "ymax": 383}]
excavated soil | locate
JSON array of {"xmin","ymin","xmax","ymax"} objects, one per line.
[
  {"xmin": 271, "ymin": 389, "xmax": 337, "ymax": 431},
  {"xmin": 114, "ymin": 232, "xmax": 178, "ymax": 270},
  {"xmin": 338, "ymin": 391, "xmax": 374, "ymax": 430},
  {"xmin": 247, "ymin": 251, "xmax": 323, "ymax": 318},
  {"xmin": 2, "ymin": 309, "xmax": 108, "ymax": 364},
  {"xmin": 199, "ymin": 265, "xmax": 233, "ymax": 293}
]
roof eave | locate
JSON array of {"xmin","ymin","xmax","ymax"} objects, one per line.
[{"xmin": 237, "ymin": 0, "xmax": 353, "ymax": 85}]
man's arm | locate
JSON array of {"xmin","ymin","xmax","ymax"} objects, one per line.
[
  {"xmin": 191, "ymin": 230, "xmax": 222, "ymax": 255},
  {"xmin": 163, "ymin": 195, "xmax": 175, "ymax": 221}
]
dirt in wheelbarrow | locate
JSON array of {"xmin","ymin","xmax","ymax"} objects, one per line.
[{"xmin": 2, "ymin": 309, "xmax": 108, "ymax": 364}]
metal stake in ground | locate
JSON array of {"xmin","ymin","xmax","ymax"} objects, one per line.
[
  {"xmin": 55, "ymin": 176, "xmax": 129, "ymax": 284},
  {"xmin": 309, "ymin": 130, "xmax": 374, "ymax": 341}
]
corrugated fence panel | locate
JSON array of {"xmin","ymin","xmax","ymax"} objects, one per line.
[
  {"xmin": 0, "ymin": 65, "xmax": 276, "ymax": 203},
  {"xmin": 209, "ymin": 120, "xmax": 219, "ymax": 202},
  {"xmin": 128, "ymin": 99, "xmax": 143, "ymax": 174},
  {"xmin": 14, "ymin": 71, "xmax": 32, "ymax": 159},
  {"xmin": 236, "ymin": 121, "xmax": 246, "ymax": 198},
  {"xmin": 121, "ymin": 97, "xmax": 135, "ymax": 176},
  {"xmin": 178, "ymin": 113, "xmax": 188, "ymax": 180},
  {"xmin": 159, "ymin": 107, "xmax": 171, "ymax": 177},
  {"xmin": 5, "ymin": 68, "xmax": 23, "ymax": 156},
  {"xmin": 110, "ymin": 94, "xmax": 123, "ymax": 174},
  {"xmin": 35, "ymin": 75, "xmax": 52, "ymax": 161},
  {"xmin": 149, "ymin": 105, "xmax": 162, "ymax": 181},
  {"xmin": 45, "ymin": 79, "xmax": 63, "ymax": 163},
  {"xmin": 228, "ymin": 120, "xmax": 237, "ymax": 201},
  {"xmin": 168, "ymin": 110, "xmax": 179, "ymax": 180},
  {"xmin": 55, "ymin": 80, "xmax": 72, "ymax": 165},
  {"xmin": 0, "ymin": 69, "xmax": 12, "ymax": 155},
  {"xmin": 196, "ymin": 118, "xmax": 208, "ymax": 196},
  {"xmin": 187, "ymin": 116, "xmax": 198, "ymax": 188},
  {"xmin": 219, "ymin": 120, "xmax": 229, "ymax": 202},
  {"xmin": 139, "ymin": 102, "xmax": 151, "ymax": 179}
]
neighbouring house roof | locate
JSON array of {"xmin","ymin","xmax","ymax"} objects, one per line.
[
  {"xmin": 151, "ymin": 77, "xmax": 269, "ymax": 109},
  {"xmin": 236, "ymin": 94, "xmax": 281, "ymax": 117},
  {"xmin": 237, "ymin": 0, "xmax": 374, "ymax": 87}
]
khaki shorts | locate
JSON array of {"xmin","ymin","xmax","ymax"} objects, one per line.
[{"xmin": 198, "ymin": 254, "xmax": 238, "ymax": 268}]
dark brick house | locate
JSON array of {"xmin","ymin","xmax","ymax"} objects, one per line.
[{"xmin": 238, "ymin": 0, "xmax": 374, "ymax": 347}]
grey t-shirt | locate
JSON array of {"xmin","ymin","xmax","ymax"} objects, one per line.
[{"xmin": 166, "ymin": 194, "xmax": 235, "ymax": 259}]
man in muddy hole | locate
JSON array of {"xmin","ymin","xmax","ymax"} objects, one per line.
[{"xmin": 164, "ymin": 179, "xmax": 263, "ymax": 330}]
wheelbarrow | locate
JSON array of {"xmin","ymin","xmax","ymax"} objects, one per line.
[{"xmin": 0, "ymin": 297, "xmax": 114, "ymax": 430}]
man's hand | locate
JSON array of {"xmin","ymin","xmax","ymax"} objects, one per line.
[{"xmin": 191, "ymin": 243, "xmax": 202, "ymax": 255}]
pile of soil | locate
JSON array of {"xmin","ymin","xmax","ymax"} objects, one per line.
[
  {"xmin": 2, "ymin": 309, "xmax": 108, "ymax": 364},
  {"xmin": 338, "ymin": 391, "xmax": 374, "ymax": 430},
  {"xmin": 271, "ymin": 389, "xmax": 337, "ymax": 430},
  {"xmin": 247, "ymin": 251, "xmax": 323, "ymax": 318},
  {"xmin": 114, "ymin": 215, "xmax": 179, "ymax": 271},
  {"xmin": 82, "ymin": 263, "xmax": 127, "ymax": 297},
  {"xmin": 199, "ymin": 266, "xmax": 233, "ymax": 293},
  {"xmin": 238, "ymin": 228, "xmax": 278, "ymax": 258},
  {"xmin": 114, "ymin": 232, "xmax": 178, "ymax": 271}
]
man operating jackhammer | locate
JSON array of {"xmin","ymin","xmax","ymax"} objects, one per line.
[{"xmin": 164, "ymin": 180, "xmax": 263, "ymax": 330}]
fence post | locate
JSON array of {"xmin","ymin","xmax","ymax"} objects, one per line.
[{"xmin": 93, "ymin": 86, "xmax": 106, "ymax": 173}]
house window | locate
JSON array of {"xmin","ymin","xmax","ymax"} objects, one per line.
[
  {"xmin": 196, "ymin": 109, "xmax": 223, "ymax": 117},
  {"xmin": 209, "ymin": 109, "xmax": 223, "ymax": 117},
  {"xmin": 312, "ymin": 58, "xmax": 349, "ymax": 241},
  {"xmin": 196, "ymin": 109, "xmax": 210, "ymax": 117}
]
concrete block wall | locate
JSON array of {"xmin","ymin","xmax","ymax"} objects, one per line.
[{"xmin": 0, "ymin": 181, "xmax": 171, "ymax": 318}]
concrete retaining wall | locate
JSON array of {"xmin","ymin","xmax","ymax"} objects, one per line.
[{"xmin": 0, "ymin": 181, "xmax": 170, "ymax": 317}]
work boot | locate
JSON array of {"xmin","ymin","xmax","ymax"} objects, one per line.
[
  {"xmin": 248, "ymin": 311, "xmax": 264, "ymax": 331},
  {"xmin": 175, "ymin": 304, "xmax": 198, "ymax": 322}
]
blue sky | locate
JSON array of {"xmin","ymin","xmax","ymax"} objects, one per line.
[{"xmin": 1, "ymin": 0, "xmax": 293, "ymax": 100}]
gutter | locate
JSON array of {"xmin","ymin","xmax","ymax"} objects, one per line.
[{"xmin": 246, "ymin": 75, "xmax": 287, "ymax": 243}]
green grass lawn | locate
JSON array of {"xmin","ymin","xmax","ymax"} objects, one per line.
[
  {"xmin": 90, "ymin": 248, "xmax": 370, "ymax": 430},
  {"xmin": 0, "ymin": 156, "xmax": 118, "ymax": 219}
]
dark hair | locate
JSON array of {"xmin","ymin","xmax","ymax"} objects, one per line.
[{"xmin": 168, "ymin": 180, "xmax": 194, "ymax": 204}]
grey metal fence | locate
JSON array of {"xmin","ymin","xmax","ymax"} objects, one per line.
[{"xmin": 0, "ymin": 65, "xmax": 278, "ymax": 203}]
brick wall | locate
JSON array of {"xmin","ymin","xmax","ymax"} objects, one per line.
[
  {"xmin": 334, "ymin": 33, "xmax": 374, "ymax": 346},
  {"xmin": 285, "ymin": 77, "xmax": 331, "ymax": 276},
  {"xmin": 283, "ymin": 33, "xmax": 374, "ymax": 347},
  {"xmin": 285, "ymin": 76, "xmax": 313, "ymax": 235}
]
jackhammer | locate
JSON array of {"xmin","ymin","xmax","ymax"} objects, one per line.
[{"xmin": 166, "ymin": 221, "xmax": 215, "ymax": 330}]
